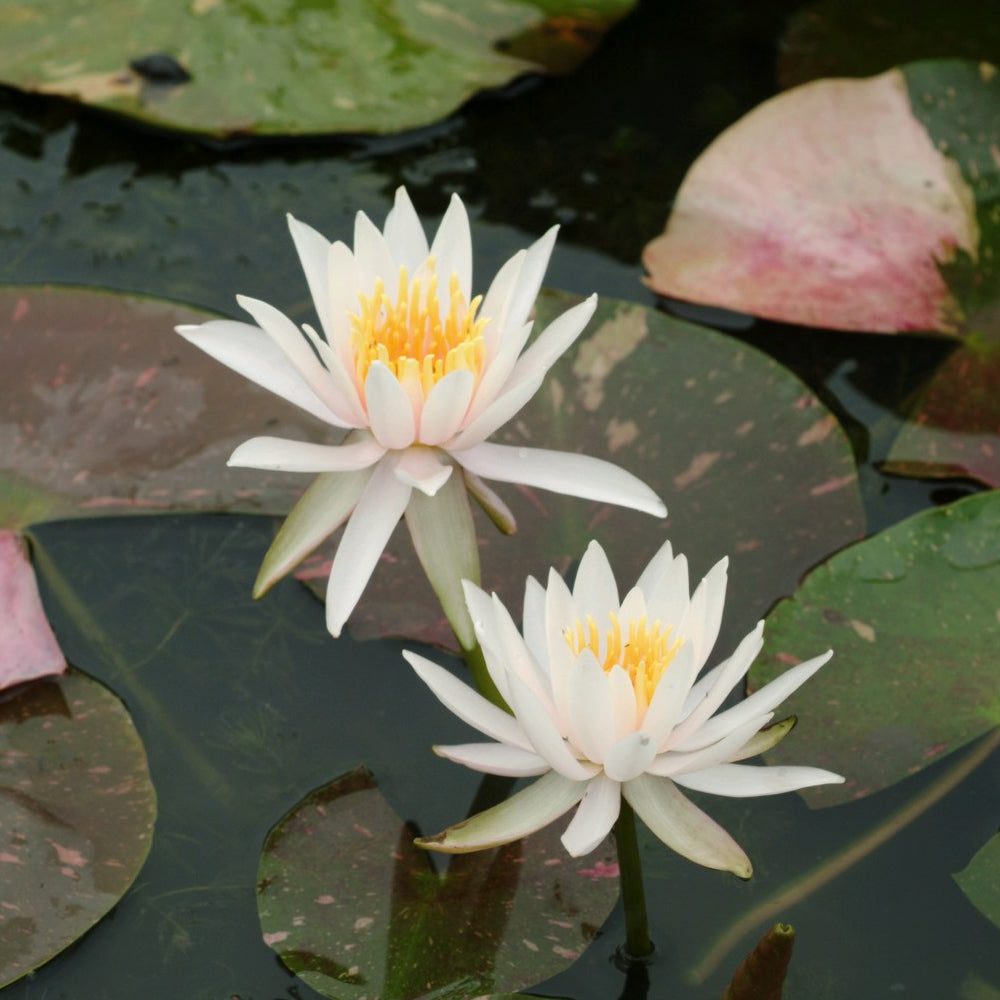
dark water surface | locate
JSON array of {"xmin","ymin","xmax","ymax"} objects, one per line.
[{"xmin": 1, "ymin": 0, "xmax": 997, "ymax": 997}]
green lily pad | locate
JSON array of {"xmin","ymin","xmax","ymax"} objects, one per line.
[
  {"xmin": 0, "ymin": 286, "xmax": 327, "ymax": 529},
  {"xmin": 955, "ymin": 833, "xmax": 1000, "ymax": 933},
  {"xmin": 257, "ymin": 766, "xmax": 618, "ymax": 1000},
  {"xmin": 305, "ymin": 291, "xmax": 864, "ymax": 656},
  {"xmin": 0, "ymin": 668, "xmax": 156, "ymax": 988},
  {"xmin": 749, "ymin": 489, "xmax": 1000, "ymax": 808},
  {"xmin": 0, "ymin": 0, "xmax": 637, "ymax": 137}
]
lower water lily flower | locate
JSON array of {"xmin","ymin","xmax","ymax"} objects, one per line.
[
  {"xmin": 178, "ymin": 188, "xmax": 665, "ymax": 642},
  {"xmin": 404, "ymin": 539, "xmax": 843, "ymax": 874}
]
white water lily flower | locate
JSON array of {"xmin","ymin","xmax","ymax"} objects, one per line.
[
  {"xmin": 178, "ymin": 188, "xmax": 665, "ymax": 640},
  {"xmin": 404, "ymin": 539, "xmax": 843, "ymax": 874}
]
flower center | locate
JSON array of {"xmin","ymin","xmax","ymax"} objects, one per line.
[
  {"xmin": 349, "ymin": 260, "xmax": 487, "ymax": 396},
  {"xmin": 565, "ymin": 613, "xmax": 681, "ymax": 712}
]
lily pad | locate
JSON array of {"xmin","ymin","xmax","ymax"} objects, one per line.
[
  {"xmin": 0, "ymin": 530, "xmax": 65, "ymax": 691},
  {"xmin": 749, "ymin": 490, "xmax": 1000, "ymax": 807},
  {"xmin": 0, "ymin": 668, "xmax": 156, "ymax": 988},
  {"xmin": 303, "ymin": 291, "xmax": 864, "ymax": 656},
  {"xmin": 0, "ymin": 0, "xmax": 637, "ymax": 137},
  {"xmin": 257, "ymin": 766, "xmax": 618, "ymax": 1000},
  {"xmin": 955, "ymin": 833, "xmax": 1000, "ymax": 933}
]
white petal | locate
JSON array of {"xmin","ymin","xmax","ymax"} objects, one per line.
[
  {"xmin": 454, "ymin": 443, "xmax": 667, "ymax": 517},
  {"xmin": 674, "ymin": 763, "xmax": 844, "ymax": 797},
  {"xmin": 302, "ymin": 324, "xmax": 368, "ymax": 425},
  {"xmin": 395, "ymin": 447, "xmax": 453, "ymax": 495},
  {"xmin": 624, "ymin": 774, "xmax": 752, "ymax": 878},
  {"xmin": 509, "ymin": 673, "xmax": 600, "ymax": 781},
  {"xmin": 435, "ymin": 741, "xmax": 549, "ymax": 777},
  {"xmin": 228, "ymin": 435, "xmax": 385, "ymax": 473},
  {"xmin": 644, "ymin": 553, "xmax": 691, "ymax": 630},
  {"xmin": 506, "ymin": 295, "xmax": 597, "ymax": 391},
  {"xmin": 464, "ymin": 320, "xmax": 534, "ymax": 424},
  {"xmin": 573, "ymin": 540, "xmax": 619, "ymax": 623},
  {"xmin": 324, "ymin": 459, "xmax": 411, "ymax": 636},
  {"xmin": 462, "ymin": 581, "xmax": 513, "ymax": 705},
  {"xmin": 604, "ymin": 731, "xmax": 657, "ymax": 782},
  {"xmin": 561, "ymin": 773, "xmax": 621, "ymax": 856},
  {"xmin": 616, "ymin": 586, "xmax": 647, "ymax": 631},
  {"xmin": 365, "ymin": 363, "xmax": 417, "ymax": 449},
  {"xmin": 405, "ymin": 470, "xmax": 477, "ymax": 648},
  {"xmin": 479, "ymin": 249, "xmax": 526, "ymax": 357},
  {"xmin": 445, "ymin": 369, "xmax": 545, "ymax": 450},
  {"xmin": 635, "ymin": 539, "xmax": 675, "ymax": 596},
  {"xmin": 287, "ymin": 214, "xmax": 332, "ymax": 340},
  {"xmin": 642, "ymin": 641, "xmax": 699, "ymax": 750},
  {"xmin": 489, "ymin": 592, "xmax": 555, "ymax": 713},
  {"xmin": 383, "ymin": 187, "xmax": 429, "ymax": 270},
  {"xmin": 417, "ymin": 772, "xmax": 587, "ymax": 854},
  {"xmin": 462, "ymin": 469, "xmax": 517, "ymax": 534},
  {"xmin": 544, "ymin": 566, "xmax": 579, "ymax": 733},
  {"xmin": 353, "ymin": 210, "xmax": 397, "ymax": 297},
  {"xmin": 678, "ymin": 556, "xmax": 728, "ymax": 670},
  {"xmin": 667, "ymin": 621, "xmax": 765, "ymax": 751},
  {"xmin": 567, "ymin": 650, "xmax": 616, "ymax": 763},
  {"xmin": 420, "ymin": 369, "xmax": 475, "ymax": 445},
  {"xmin": 647, "ymin": 712, "xmax": 773, "ymax": 777},
  {"xmin": 404, "ymin": 649, "xmax": 531, "ymax": 751},
  {"xmin": 326, "ymin": 240, "xmax": 363, "ymax": 370},
  {"xmin": 177, "ymin": 319, "xmax": 342, "ymax": 425},
  {"xmin": 607, "ymin": 664, "xmax": 639, "ymax": 739},
  {"xmin": 254, "ymin": 468, "xmax": 371, "ymax": 597},
  {"xmin": 429, "ymin": 192, "xmax": 473, "ymax": 300},
  {"xmin": 522, "ymin": 575, "xmax": 547, "ymax": 665},
  {"xmin": 505, "ymin": 225, "xmax": 558, "ymax": 330}
]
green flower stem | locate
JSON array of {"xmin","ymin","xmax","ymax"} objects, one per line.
[
  {"xmin": 613, "ymin": 797, "xmax": 654, "ymax": 961},
  {"xmin": 461, "ymin": 639, "xmax": 511, "ymax": 713}
]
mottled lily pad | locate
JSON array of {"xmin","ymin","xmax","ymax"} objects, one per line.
[
  {"xmin": 304, "ymin": 291, "xmax": 864, "ymax": 656},
  {"xmin": 257, "ymin": 766, "xmax": 618, "ymax": 1000},
  {"xmin": 955, "ymin": 833, "xmax": 1000, "ymax": 932},
  {"xmin": 749, "ymin": 490, "xmax": 1000, "ymax": 807},
  {"xmin": 0, "ymin": 0, "xmax": 637, "ymax": 137},
  {"xmin": 0, "ymin": 669, "xmax": 156, "ymax": 988},
  {"xmin": 0, "ymin": 530, "xmax": 65, "ymax": 691}
]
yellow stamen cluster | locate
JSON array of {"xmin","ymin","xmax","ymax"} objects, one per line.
[
  {"xmin": 349, "ymin": 260, "xmax": 487, "ymax": 397},
  {"xmin": 566, "ymin": 613, "xmax": 681, "ymax": 712}
]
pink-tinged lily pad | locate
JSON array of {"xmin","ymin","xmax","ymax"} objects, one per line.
[
  {"xmin": 954, "ymin": 833, "xmax": 1000, "ymax": 933},
  {"xmin": 0, "ymin": 531, "xmax": 65, "ymax": 691},
  {"xmin": 301, "ymin": 291, "xmax": 864, "ymax": 655},
  {"xmin": 0, "ymin": 287, "xmax": 330, "ymax": 529},
  {"xmin": 748, "ymin": 489, "xmax": 1000, "ymax": 808},
  {"xmin": 0, "ymin": 668, "xmax": 156, "ymax": 988},
  {"xmin": 257, "ymin": 766, "xmax": 617, "ymax": 1000},
  {"xmin": 642, "ymin": 64, "xmax": 984, "ymax": 333}
]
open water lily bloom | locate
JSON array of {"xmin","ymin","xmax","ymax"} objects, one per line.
[
  {"xmin": 178, "ymin": 188, "xmax": 665, "ymax": 640},
  {"xmin": 405, "ymin": 540, "xmax": 843, "ymax": 874}
]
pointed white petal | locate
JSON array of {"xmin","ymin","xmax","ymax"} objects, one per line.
[
  {"xmin": 383, "ymin": 187, "xmax": 429, "ymax": 270},
  {"xmin": 420, "ymin": 369, "xmax": 475, "ymax": 445},
  {"xmin": 509, "ymin": 673, "xmax": 600, "ymax": 781},
  {"xmin": 607, "ymin": 664, "xmax": 639, "ymax": 739},
  {"xmin": 395, "ymin": 447, "xmax": 453, "ymax": 495},
  {"xmin": 561, "ymin": 773, "xmax": 621, "ymax": 856},
  {"xmin": 489, "ymin": 592, "xmax": 555, "ymax": 711},
  {"xmin": 604, "ymin": 731, "xmax": 657, "ymax": 783},
  {"xmin": 178, "ymin": 319, "xmax": 341, "ymax": 425},
  {"xmin": 647, "ymin": 712, "xmax": 772, "ymax": 777},
  {"xmin": 505, "ymin": 225, "xmax": 558, "ymax": 329},
  {"xmin": 678, "ymin": 556, "xmax": 728, "ymax": 670},
  {"xmin": 253, "ymin": 468, "xmax": 371, "ymax": 596},
  {"xmin": 635, "ymin": 539, "xmax": 675, "ymax": 596},
  {"xmin": 302, "ymin": 323, "xmax": 368, "ymax": 425},
  {"xmin": 522, "ymin": 575, "xmax": 547, "ymax": 664},
  {"xmin": 435, "ymin": 741, "xmax": 549, "ymax": 777},
  {"xmin": 365, "ymin": 363, "xmax": 417, "ymax": 449},
  {"xmin": 479, "ymin": 249, "xmax": 526, "ymax": 357},
  {"xmin": 324, "ymin": 459, "xmax": 411, "ymax": 636},
  {"xmin": 624, "ymin": 774, "xmax": 752, "ymax": 878},
  {"xmin": 229, "ymin": 435, "xmax": 385, "ymax": 473},
  {"xmin": 544, "ymin": 566, "xmax": 579, "ymax": 732},
  {"xmin": 429, "ymin": 192, "xmax": 473, "ymax": 300},
  {"xmin": 454, "ymin": 443, "xmax": 666, "ymax": 517},
  {"xmin": 642, "ymin": 642, "xmax": 698, "ymax": 749},
  {"xmin": 573, "ymin": 540, "xmax": 619, "ymax": 622},
  {"xmin": 326, "ymin": 240, "xmax": 363, "ymax": 370},
  {"xmin": 462, "ymin": 580, "xmax": 513, "ymax": 705},
  {"xmin": 674, "ymin": 763, "xmax": 844, "ymax": 797},
  {"xmin": 566, "ymin": 650, "xmax": 616, "ymax": 763},
  {"xmin": 405, "ymin": 473, "xmax": 478, "ymax": 649},
  {"xmin": 404, "ymin": 649, "xmax": 531, "ymax": 751},
  {"xmin": 616, "ymin": 586, "xmax": 647, "ymax": 631},
  {"xmin": 446, "ymin": 370, "xmax": 545, "ymax": 450},
  {"xmin": 507, "ymin": 295, "xmax": 597, "ymax": 391},
  {"xmin": 353, "ymin": 210, "xmax": 397, "ymax": 297},
  {"xmin": 286, "ymin": 214, "xmax": 332, "ymax": 340},
  {"xmin": 417, "ymin": 771, "xmax": 587, "ymax": 853},
  {"xmin": 464, "ymin": 320, "xmax": 534, "ymax": 424},
  {"xmin": 644, "ymin": 553, "xmax": 691, "ymax": 630}
]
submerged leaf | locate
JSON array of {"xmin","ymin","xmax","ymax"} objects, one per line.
[
  {"xmin": 955, "ymin": 833, "xmax": 1000, "ymax": 933},
  {"xmin": 0, "ymin": 669, "xmax": 156, "ymax": 988},
  {"xmin": 257, "ymin": 766, "xmax": 617, "ymax": 1000},
  {"xmin": 750, "ymin": 490, "xmax": 1000, "ymax": 806}
]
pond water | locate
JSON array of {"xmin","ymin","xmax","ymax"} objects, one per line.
[{"xmin": 1, "ymin": 1, "xmax": 998, "ymax": 998}]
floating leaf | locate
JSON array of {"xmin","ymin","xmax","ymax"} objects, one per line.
[
  {"xmin": 0, "ymin": 0, "xmax": 637, "ymax": 137},
  {"xmin": 721, "ymin": 923, "xmax": 795, "ymax": 1000},
  {"xmin": 955, "ymin": 833, "xmax": 1000, "ymax": 933},
  {"xmin": 257, "ymin": 766, "xmax": 617, "ymax": 1000},
  {"xmin": 0, "ymin": 530, "xmax": 65, "ymax": 691},
  {"xmin": 642, "ymin": 61, "xmax": 998, "ymax": 335},
  {"xmin": 749, "ymin": 490, "xmax": 1000, "ymax": 807},
  {"xmin": 303, "ymin": 291, "xmax": 864, "ymax": 655},
  {"xmin": 0, "ymin": 669, "xmax": 156, "ymax": 988}
]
